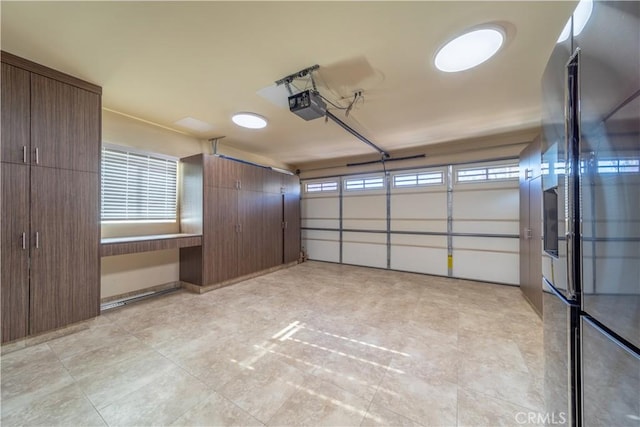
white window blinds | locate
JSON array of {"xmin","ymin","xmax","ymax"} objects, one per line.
[{"xmin": 101, "ymin": 146, "xmax": 178, "ymax": 222}]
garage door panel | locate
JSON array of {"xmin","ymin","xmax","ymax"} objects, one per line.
[
  {"xmin": 302, "ymin": 219, "xmax": 340, "ymax": 229},
  {"xmin": 343, "ymin": 195, "xmax": 385, "ymax": 219},
  {"xmin": 343, "ymin": 219, "xmax": 386, "ymax": 230},
  {"xmin": 390, "ymin": 192, "xmax": 447, "ymax": 219},
  {"xmin": 453, "ymin": 189, "xmax": 518, "ymax": 220},
  {"xmin": 343, "ymin": 232, "xmax": 386, "ymax": 268},
  {"xmin": 301, "ymin": 197, "xmax": 339, "ymax": 219},
  {"xmin": 302, "ymin": 230, "xmax": 340, "ymax": 263},
  {"xmin": 391, "ymin": 219, "xmax": 447, "ymax": 233},
  {"xmin": 454, "ymin": 236, "xmax": 519, "ymax": 252},
  {"xmin": 453, "ymin": 220, "xmax": 519, "ymax": 235},
  {"xmin": 452, "ymin": 250, "xmax": 519, "ymax": 284}
]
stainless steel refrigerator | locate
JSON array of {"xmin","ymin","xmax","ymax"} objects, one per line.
[{"xmin": 541, "ymin": 1, "xmax": 640, "ymax": 426}]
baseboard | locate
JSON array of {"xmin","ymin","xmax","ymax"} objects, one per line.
[
  {"xmin": 181, "ymin": 261, "xmax": 299, "ymax": 294},
  {"xmin": 100, "ymin": 281, "xmax": 182, "ymax": 304}
]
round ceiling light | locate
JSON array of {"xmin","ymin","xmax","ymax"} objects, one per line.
[
  {"xmin": 434, "ymin": 27, "xmax": 505, "ymax": 72},
  {"xmin": 557, "ymin": 0, "xmax": 593, "ymax": 43},
  {"xmin": 232, "ymin": 112, "xmax": 267, "ymax": 129}
]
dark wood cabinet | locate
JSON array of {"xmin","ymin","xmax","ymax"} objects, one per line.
[
  {"xmin": 238, "ymin": 190, "xmax": 265, "ymax": 276},
  {"xmin": 31, "ymin": 74, "xmax": 101, "ymax": 173},
  {"xmin": 520, "ymin": 137, "xmax": 543, "ymax": 316},
  {"xmin": 1, "ymin": 164, "xmax": 30, "ymax": 341},
  {"xmin": 283, "ymin": 174, "xmax": 301, "ymax": 263},
  {"xmin": 180, "ymin": 154, "xmax": 300, "ymax": 288},
  {"xmin": 203, "ymin": 186, "xmax": 239, "ymax": 284},
  {"xmin": 29, "ymin": 168, "xmax": 100, "ymax": 334},
  {"xmin": 1, "ymin": 51, "xmax": 101, "ymax": 342},
  {"xmin": 264, "ymin": 192, "xmax": 284, "ymax": 268},
  {"xmin": 1, "ymin": 63, "xmax": 31, "ymax": 165}
]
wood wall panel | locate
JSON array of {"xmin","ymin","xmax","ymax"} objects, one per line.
[
  {"xmin": 29, "ymin": 168, "xmax": 99, "ymax": 334},
  {"xmin": 1, "ymin": 164, "xmax": 30, "ymax": 342},
  {"xmin": 1, "ymin": 63, "xmax": 30, "ymax": 165},
  {"xmin": 30, "ymin": 74, "xmax": 101, "ymax": 173}
]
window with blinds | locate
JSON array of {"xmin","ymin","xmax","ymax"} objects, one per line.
[{"xmin": 101, "ymin": 146, "xmax": 178, "ymax": 222}]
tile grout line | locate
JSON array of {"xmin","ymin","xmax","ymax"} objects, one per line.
[{"xmin": 45, "ymin": 341, "xmax": 111, "ymax": 427}]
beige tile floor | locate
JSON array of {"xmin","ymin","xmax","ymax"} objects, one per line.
[{"xmin": 1, "ymin": 261, "xmax": 544, "ymax": 427}]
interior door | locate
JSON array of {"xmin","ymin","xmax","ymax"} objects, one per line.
[
  {"xmin": 29, "ymin": 167, "xmax": 99, "ymax": 334},
  {"xmin": 1, "ymin": 163, "xmax": 30, "ymax": 342}
]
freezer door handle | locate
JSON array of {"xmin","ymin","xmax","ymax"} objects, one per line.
[{"xmin": 582, "ymin": 316, "xmax": 640, "ymax": 359}]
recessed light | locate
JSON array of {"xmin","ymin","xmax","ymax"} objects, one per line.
[
  {"xmin": 557, "ymin": 0, "xmax": 593, "ymax": 43},
  {"xmin": 174, "ymin": 117, "xmax": 215, "ymax": 132},
  {"xmin": 435, "ymin": 27, "xmax": 505, "ymax": 72},
  {"xmin": 232, "ymin": 112, "xmax": 268, "ymax": 129}
]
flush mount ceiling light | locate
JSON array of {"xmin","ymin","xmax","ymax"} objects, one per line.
[
  {"xmin": 434, "ymin": 27, "xmax": 505, "ymax": 72},
  {"xmin": 231, "ymin": 112, "xmax": 267, "ymax": 129},
  {"xmin": 557, "ymin": 0, "xmax": 593, "ymax": 43}
]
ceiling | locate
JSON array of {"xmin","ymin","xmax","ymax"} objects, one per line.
[{"xmin": 1, "ymin": 1, "xmax": 576, "ymax": 167}]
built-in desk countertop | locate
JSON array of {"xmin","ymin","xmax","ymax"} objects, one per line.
[{"xmin": 100, "ymin": 233, "xmax": 202, "ymax": 257}]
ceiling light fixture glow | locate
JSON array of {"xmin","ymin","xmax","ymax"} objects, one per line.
[
  {"xmin": 435, "ymin": 27, "xmax": 504, "ymax": 72},
  {"xmin": 174, "ymin": 117, "xmax": 215, "ymax": 133},
  {"xmin": 232, "ymin": 112, "xmax": 267, "ymax": 129},
  {"xmin": 557, "ymin": 0, "xmax": 593, "ymax": 43}
]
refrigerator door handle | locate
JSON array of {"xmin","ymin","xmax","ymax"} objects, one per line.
[{"xmin": 565, "ymin": 48, "xmax": 582, "ymax": 300}]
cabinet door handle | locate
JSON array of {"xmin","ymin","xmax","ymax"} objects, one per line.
[
  {"xmin": 35, "ymin": 232, "xmax": 40, "ymax": 249},
  {"xmin": 22, "ymin": 232, "xmax": 26, "ymax": 250},
  {"xmin": 238, "ymin": 180, "xmax": 242, "ymax": 190},
  {"xmin": 34, "ymin": 147, "xmax": 40, "ymax": 164},
  {"xmin": 285, "ymin": 221, "xmax": 288, "ymax": 229},
  {"xmin": 23, "ymin": 146, "xmax": 27, "ymax": 163}
]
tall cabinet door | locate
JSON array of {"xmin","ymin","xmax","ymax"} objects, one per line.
[
  {"xmin": 283, "ymin": 175, "xmax": 301, "ymax": 263},
  {"xmin": 1, "ymin": 63, "xmax": 30, "ymax": 165},
  {"xmin": 237, "ymin": 190, "xmax": 264, "ymax": 276},
  {"xmin": 1, "ymin": 164, "xmax": 30, "ymax": 342},
  {"xmin": 203, "ymin": 186, "xmax": 238, "ymax": 284},
  {"xmin": 263, "ymin": 192, "xmax": 283, "ymax": 269},
  {"xmin": 29, "ymin": 167, "xmax": 99, "ymax": 334},
  {"xmin": 30, "ymin": 74, "xmax": 101, "ymax": 173}
]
